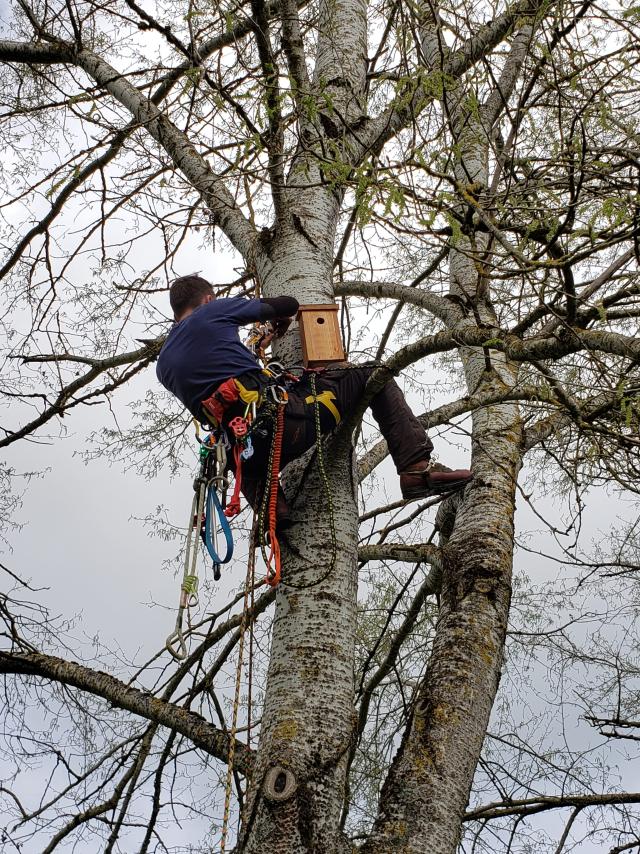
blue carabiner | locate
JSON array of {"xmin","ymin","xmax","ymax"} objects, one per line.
[{"xmin": 204, "ymin": 485, "xmax": 234, "ymax": 565}]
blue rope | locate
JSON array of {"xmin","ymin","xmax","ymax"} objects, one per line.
[{"xmin": 205, "ymin": 484, "xmax": 234, "ymax": 565}]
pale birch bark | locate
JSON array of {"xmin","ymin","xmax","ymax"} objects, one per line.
[
  {"xmin": 238, "ymin": 0, "xmax": 370, "ymax": 847},
  {"xmin": 360, "ymin": 13, "xmax": 534, "ymax": 853}
]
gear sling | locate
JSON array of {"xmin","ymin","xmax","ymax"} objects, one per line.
[{"xmin": 201, "ymin": 368, "xmax": 291, "ymax": 586}]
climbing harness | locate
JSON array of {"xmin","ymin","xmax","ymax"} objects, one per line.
[
  {"xmin": 166, "ymin": 365, "xmax": 293, "ymax": 659},
  {"xmin": 201, "ymin": 363, "xmax": 293, "ymax": 587},
  {"xmin": 167, "ymin": 356, "xmax": 357, "ymax": 661}
]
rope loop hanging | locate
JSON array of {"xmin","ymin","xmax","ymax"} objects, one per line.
[
  {"xmin": 165, "ymin": 478, "xmax": 207, "ymax": 660},
  {"xmin": 166, "ymin": 432, "xmax": 235, "ymax": 659},
  {"xmin": 220, "ymin": 514, "xmax": 258, "ymax": 853}
]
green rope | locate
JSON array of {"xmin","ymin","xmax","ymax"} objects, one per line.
[
  {"xmin": 257, "ymin": 401, "xmax": 280, "ymax": 567},
  {"xmin": 309, "ymin": 372, "xmax": 337, "ymax": 573},
  {"xmin": 254, "ymin": 374, "xmax": 340, "ymax": 589},
  {"xmin": 282, "ymin": 373, "xmax": 338, "ymax": 591}
]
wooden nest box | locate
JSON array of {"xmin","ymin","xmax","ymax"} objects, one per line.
[{"xmin": 297, "ymin": 303, "xmax": 345, "ymax": 368}]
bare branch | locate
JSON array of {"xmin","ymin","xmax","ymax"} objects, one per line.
[
  {"xmin": 358, "ymin": 542, "xmax": 441, "ymax": 565},
  {"xmin": 334, "ymin": 280, "xmax": 455, "ymax": 324},
  {"xmin": 465, "ymin": 791, "xmax": 640, "ymax": 822},
  {"xmin": 0, "ymin": 651, "xmax": 255, "ymax": 775},
  {"xmin": 0, "ymin": 344, "xmax": 160, "ymax": 448},
  {"xmin": 355, "ymin": 0, "xmax": 547, "ymax": 161},
  {"xmin": 0, "ymin": 40, "xmax": 262, "ymax": 263}
]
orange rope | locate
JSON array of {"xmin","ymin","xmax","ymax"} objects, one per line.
[{"xmin": 265, "ymin": 404, "xmax": 285, "ymax": 587}]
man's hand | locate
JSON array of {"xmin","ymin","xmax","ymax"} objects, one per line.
[
  {"xmin": 260, "ymin": 296, "xmax": 300, "ymax": 335},
  {"xmin": 272, "ymin": 316, "xmax": 293, "ymax": 338}
]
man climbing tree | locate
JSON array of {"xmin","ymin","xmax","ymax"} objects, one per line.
[
  {"xmin": 156, "ymin": 274, "xmax": 472, "ymax": 522},
  {"xmin": 1, "ymin": 0, "xmax": 640, "ymax": 852}
]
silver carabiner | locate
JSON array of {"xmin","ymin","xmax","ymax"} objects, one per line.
[
  {"xmin": 212, "ymin": 440, "xmax": 229, "ymax": 490},
  {"xmin": 269, "ymin": 385, "xmax": 289, "ymax": 405}
]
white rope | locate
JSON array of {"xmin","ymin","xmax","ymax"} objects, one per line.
[{"xmin": 165, "ymin": 481, "xmax": 206, "ymax": 660}]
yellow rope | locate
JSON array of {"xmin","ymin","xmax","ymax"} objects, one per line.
[{"xmin": 220, "ymin": 514, "xmax": 257, "ymax": 852}]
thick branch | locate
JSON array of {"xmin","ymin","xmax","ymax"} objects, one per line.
[
  {"xmin": 355, "ymin": 0, "xmax": 545, "ymax": 161},
  {"xmin": 250, "ymin": 0, "xmax": 287, "ymax": 215},
  {"xmin": 279, "ymin": 0, "xmax": 310, "ymax": 103},
  {"xmin": 358, "ymin": 543, "xmax": 441, "ymax": 565},
  {"xmin": 334, "ymin": 280, "xmax": 455, "ymax": 324},
  {"xmin": 0, "ymin": 40, "xmax": 72, "ymax": 62},
  {"xmin": 481, "ymin": 22, "xmax": 534, "ymax": 127},
  {"xmin": 75, "ymin": 48, "xmax": 259, "ymax": 260},
  {"xmin": 0, "ymin": 3, "xmax": 295, "ymax": 278},
  {"xmin": 0, "ymin": 651, "xmax": 254, "ymax": 775},
  {"xmin": 465, "ymin": 791, "xmax": 640, "ymax": 821},
  {"xmin": 0, "ymin": 40, "xmax": 261, "ymax": 262},
  {"xmin": 386, "ymin": 325, "xmax": 640, "ymax": 376}
]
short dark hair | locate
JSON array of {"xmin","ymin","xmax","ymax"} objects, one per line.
[{"xmin": 169, "ymin": 275, "xmax": 214, "ymax": 318}]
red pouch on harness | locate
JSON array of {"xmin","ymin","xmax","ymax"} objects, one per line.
[{"xmin": 202, "ymin": 378, "xmax": 240, "ymax": 423}]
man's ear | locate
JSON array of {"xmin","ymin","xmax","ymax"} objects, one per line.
[{"xmin": 203, "ymin": 294, "xmax": 214, "ymax": 304}]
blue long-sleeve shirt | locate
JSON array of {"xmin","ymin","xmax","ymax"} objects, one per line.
[{"xmin": 156, "ymin": 297, "xmax": 267, "ymax": 418}]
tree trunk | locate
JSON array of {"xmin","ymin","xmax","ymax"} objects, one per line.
[{"xmin": 241, "ymin": 447, "xmax": 358, "ymax": 853}]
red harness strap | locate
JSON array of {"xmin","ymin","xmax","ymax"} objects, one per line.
[
  {"xmin": 224, "ymin": 445, "xmax": 243, "ymax": 518},
  {"xmin": 202, "ymin": 380, "xmax": 247, "ymax": 518},
  {"xmin": 201, "ymin": 378, "xmax": 286, "ymax": 587},
  {"xmin": 201, "ymin": 378, "xmax": 240, "ymax": 424}
]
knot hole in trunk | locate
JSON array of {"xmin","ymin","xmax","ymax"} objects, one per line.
[{"xmin": 263, "ymin": 765, "xmax": 297, "ymax": 802}]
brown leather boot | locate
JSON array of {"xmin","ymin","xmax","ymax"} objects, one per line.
[{"xmin": 400, "ymin": 460, "xmax": 472, "ymax": 499}]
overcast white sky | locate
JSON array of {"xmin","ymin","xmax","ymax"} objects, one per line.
[{"xmin": 0, "ymin": 1, "xmax": 638, "ymax": 843}]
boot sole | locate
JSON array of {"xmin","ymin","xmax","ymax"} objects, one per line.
[{"xmin": 402, "ymin": 479, "xmax": 471, "ymax": 500}]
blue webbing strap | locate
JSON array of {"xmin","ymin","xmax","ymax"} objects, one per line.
[{"xmin": 205, "ymin": 484, "xmax": 234, "ymax": 565}]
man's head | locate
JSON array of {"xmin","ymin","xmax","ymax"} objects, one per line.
[{"xmin": 169, "ymin": 275, "xmax": 214, "ymax": 321}]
